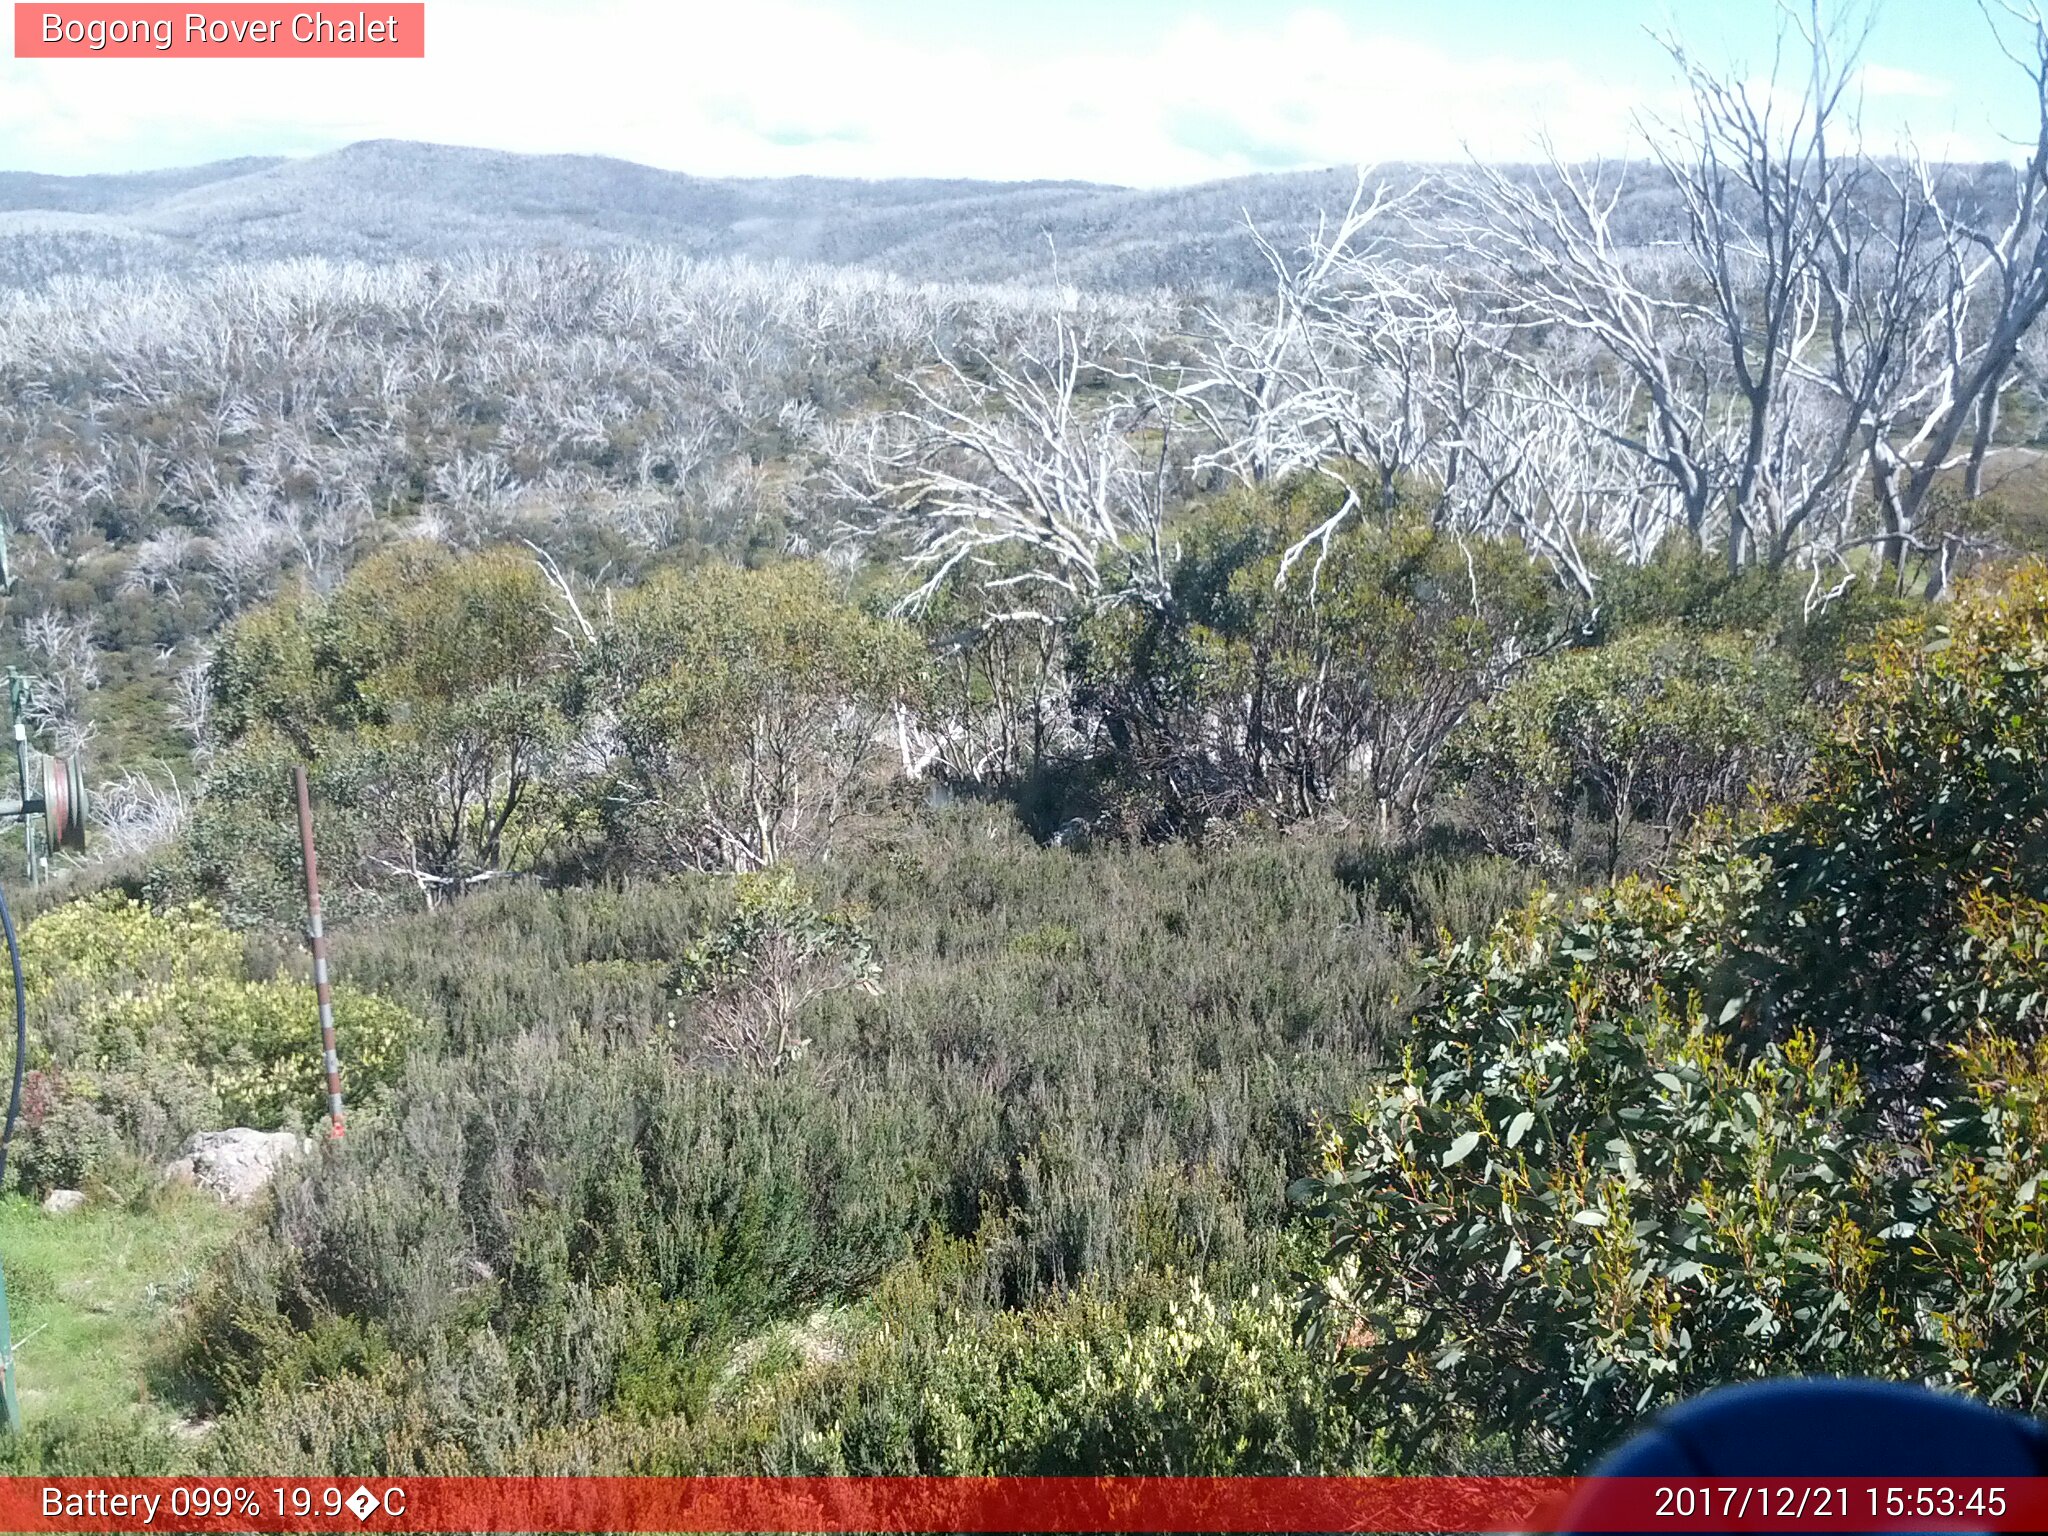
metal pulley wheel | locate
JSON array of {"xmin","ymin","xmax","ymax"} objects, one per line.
[{"xmin": 38, "ymin": 751, "xmax": 85, "ymax": 853}]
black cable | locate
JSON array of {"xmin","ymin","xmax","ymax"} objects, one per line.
[{"xmin": 0, "ymin": 881, "xmax": 23, "ymax": 1189}]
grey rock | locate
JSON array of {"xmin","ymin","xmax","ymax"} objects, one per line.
[
  {"xmin": 1050, "ymin": 817, "xmax": 1092, "ymax": 849},
  {"xmin": 161, "ymin": 1128, "xmax": 312, "ymax": 1204},
  {"xmin": 39, "ymin": 1188, "xmax": 86, "ymax": 1215}
]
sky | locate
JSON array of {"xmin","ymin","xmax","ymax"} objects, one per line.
[{"xmin": 0, "ymin": 0, "xmax": 2040, "ymax": 185}]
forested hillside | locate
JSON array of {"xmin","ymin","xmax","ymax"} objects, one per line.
[
  {"xmin": 10, "ymin": 139, "xmax": 2016, "ymax": 296},
  {"xmin": 8, "ymin": 3, "xmax": 2048, "ymax": 1484},
  {"xmin": 0, "ymin": 142, "xmax": 1363, "ymax": 291}
]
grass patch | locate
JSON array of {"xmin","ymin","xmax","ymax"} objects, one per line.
[{"xmin": 0, "ymin": 1190, "xmax": 246, "ymax": 1432}]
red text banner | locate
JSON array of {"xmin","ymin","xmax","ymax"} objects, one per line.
[{"xmin": 12, "ymin": 1476, "xmax": 2048, "ymax": 1532}]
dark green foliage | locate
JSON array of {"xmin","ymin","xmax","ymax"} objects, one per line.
[
  {"xmin": 1070, "ymin": 490, "xmax": 1569, "ymax": 834},
  {"xmin": 1453, "ymin": 626, "xmax": 1814, "ymax": 875},
  {"xmin": 1739, "ymin": 562, "xmax": 2048, "ymax": 1089},
  {"xmin": 146, "ymin": 733, "xmax": 373, "ymax": 928},
  {"xmin": 1591, "ymin": 540, "xmax": 1911, "ymax": 695},
  {"xmin": 1299, "ymin": 868, "xmax": 1888, "ymax": 1471},
  {"xmin": 169, "ymin": 543, "xmax": 577, "ymax": 917},
  {"xmin": 1301, "ymin": 563, "xmax": 2048, "ymax": 1470},
  {"xmin": 1302, "ymin": 863, "xmax": 2048, "ymax": 1471}
]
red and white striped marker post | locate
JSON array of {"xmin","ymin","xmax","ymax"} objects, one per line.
[{"xmin": 294, "ymin": 765, "xmax": 345, "ymax": 1140}]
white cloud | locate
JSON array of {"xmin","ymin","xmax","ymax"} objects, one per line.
[
  {"xmin": 0, "ymin": 2, "xmax": 1982, "ymax": 183},
  {"xmin": 1860, "ymin": 61, "xmax": 1951, "ymax": 99}
]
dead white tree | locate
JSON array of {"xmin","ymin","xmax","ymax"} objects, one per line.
[
  {"xmin": 836, "ymin": 311, "xmax": 1178, "ymax": 620},
  {"xmin": 1131, "ymin": 173, "xmax": 1487, "ymax": 587},
  {"xmin": 18, "ymin": 610, "xmax": 100, "ymax": 756},
  {"xmin": 87, "ymin": 766, "xmax": 190, "ymax": 861},
  {"xmin": 1848, "ymin": 5, "xmax": 2048, "ymax": 591},
  {"xmin": 1644, "ymin": 2, "xmax": 1877, "ymax": 570},
  {"xmin": 169, "ymin": 646, "xmax": 214, "ymax": 762},
  {"xmin": 1453, "ymin": 152, "xmax": 1732, "ymax": 561},
  {"xmin": 1443, "ymin": 377, "xmax": 1664, "ymax": 603},
  {"xmin": 1153, "ymin": 174, "xmax": 1410, "ymax": 494},
  {"xmin": 1458, "ymin": 2, "xmax": 2048, "ymax": 590}
]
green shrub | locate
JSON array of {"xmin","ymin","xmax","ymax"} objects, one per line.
[
  {"xmin": 603, "ymin": 561, "xmax": 925, "ymax": 871},
  {"xmin": 1069, "ymin": 492, "xmax": 1570, "ymax": 834},
  {"xmin": 179, "ymin": 818, "xmax": 1422, "ymax": 1455},
  {"xmin": 13, "ymin": 894, "xmax": 420, "ymax": 1192},
  {"xmin": 1298, "ymin": 872, "xmax": 1897, "ymax": 1470},
  {"xmin": 1590, "ymin": 540, "xmax": 1910, "ymax": 694},
  {"xmin": 0, "ymin": 1412, "xmax": 181, "ymax": 1476},
  {"xmin": 911, "ymin": 1279, "xmax": 1381, "ymax": 1475},
  {"xmin": 14, "ymin": 1085, "xmax": 127, "ymax": 1195},
  {"xmin": 1338, "ymin": 835, "xmax": 1539, "ymax": 943},
  {"xmin": 671, "ymin": 871, "xmax": 881, "ymax": 1072},
  {"xmin": 1740, "ymin": 562, "xmax": 2048, "ymax": 1089},
  {"xmin": 1453, "ymin": 626, "xmax": 1812, "ymax": 874},
  {"xmin": 1895, "ymin": 1031, "xmax": 2048, "ymax": 1408},
  {"xmin": 192, "ymin": 544, "xmax": 578, "ymax": 913},
  {"xmin": 723, "ymin": 1275, "xmax": 1383, "ymax": 1476},
  {"xmin": 1302, "ymin": 566, "xmax": 2048, "ymax": 1468},
  {"xmin": 23, "ymin": 893, "xmax": 241, "ymax": 998},
  {"xmin": 85, "ymin": 978, "xmax": 415, "ymax": 1128}
]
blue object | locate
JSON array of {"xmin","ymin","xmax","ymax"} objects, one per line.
[{"xmin": 1559, "ymin": 1379, "xmax": 2048, "ymax": 1533}]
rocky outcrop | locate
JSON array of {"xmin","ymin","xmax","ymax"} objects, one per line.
[{"xmin": 162, "ymin": 1129, "xmax": 312, "ymax": 1203}]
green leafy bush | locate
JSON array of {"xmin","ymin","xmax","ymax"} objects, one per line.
[
  {"xmin": 603, "ymin": 561, "xmax": 925, "ymax": 871},
  {"xmin": 23, "ymin": 893, "xmax": 241, "ymax": 996},
  {"xmin": 1453, "ymin": 626, "xmax": 1812, "ymax": 874},
  {"xmin": 671, "ymin": 871, "xmax": 882, "ymax": 1071},
  {"xmin": 1895, "ymin": 1031, "xmax": 2048, "ymax": 1407},
  {"xmin": 13, "ymin": 894, "xmax": 420, "ymax": 1193},
  {"xmin": 184, "ymin": 544, "xmax": 577, "ymax": 915},
  {"xmin": 1069, "ymin": 491, "xmax": 1569, "ymax": 834},
  {"xmin": 1298, "ymin": 872, "xmax": 1893, "ymax": 1469},
  {"xmin": 1301, "ymin": 563, "xmax": 2048, "ymax": 1469},
  {"xmin": 85, "ymin": 978, "xmax": 415, "ymax": 1129},
  {"xmin": 1740, "ymin": 562, "xmax": 2048, "ymax": 1088}
]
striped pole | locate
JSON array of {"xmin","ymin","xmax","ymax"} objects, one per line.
[{"xmin": 294, "ymin": 765, "xmax": 345, "ymax": 1140}]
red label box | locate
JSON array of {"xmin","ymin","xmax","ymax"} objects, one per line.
[
  {"xmin": 15, "ymin": 3, "xmax": 424, "ymax": 56},
  {"xmin": 12, "ymin": 1476, "xmax": 2048, "ymax": 1533}
]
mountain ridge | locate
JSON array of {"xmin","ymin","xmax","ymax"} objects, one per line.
[{"xmin": 0, "ymin": 138, "xmax": 1378, "ymax": 290}]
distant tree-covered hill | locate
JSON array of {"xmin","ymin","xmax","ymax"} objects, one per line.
[{"xmin": 0, "ymin": 140, "xmax": 1451, "ymax": 291}]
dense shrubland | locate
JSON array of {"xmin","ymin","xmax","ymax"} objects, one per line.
[
  {"xmin": 156, "ymin": 822, "xmax": 1416, "ymax": 1473},
  {"xmin": 11, "ymin": 0, "xmax": 2048, "ymax": 1487},
  {"xmin": 28, "ymin": 557, "xmax": 2048, "ymax": 1479},
  {"xmin": 130, "ymin": 508, "xmax": 1878, "ymax": 928}
]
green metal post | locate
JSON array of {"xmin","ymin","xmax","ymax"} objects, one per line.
[
  {"xmin": 6, "ymin": 675, "xmax": 30, "ymax": 885},
  {"xmin": 0, "ymin": 1260, "xmax": 19, "ymax": 1434},
  {"xmin": 0, "ymin": 523, "xmax": 21, "ymax": 1433}
]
